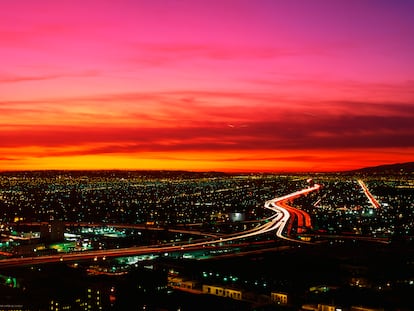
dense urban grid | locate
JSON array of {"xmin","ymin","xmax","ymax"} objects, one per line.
[
  {"xmin": 0, "ymin": 169, "xmax": 413, "ymax": 310},
  {"xmin": 0, "ymin": 171, "xmax": 287, "ymax": 225}
]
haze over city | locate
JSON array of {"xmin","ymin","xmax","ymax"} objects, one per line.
[{"xmin": 1, "ymin": 0, "xmax": 413, "ymax": 172}]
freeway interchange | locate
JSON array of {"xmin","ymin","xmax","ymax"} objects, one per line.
[{"xmin": 0, "ymin": 184, "xmax": 321, "ymax": 268}]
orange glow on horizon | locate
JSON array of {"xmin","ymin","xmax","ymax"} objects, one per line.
[{"xmin": 1, "ymin": 148, "xmax": 413, "ymax": 173}]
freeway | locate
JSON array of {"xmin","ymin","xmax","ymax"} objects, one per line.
[
  {"xmin": 264, "ymin": 184, "xmax": 320, "ymax": 241},
  {"xmin": 358, "ymin": 179, "xmax": 381, "ymax": 209},
  {"xmin": 0, "ymin": 184, "xmax": 320, "ymax": 268}
]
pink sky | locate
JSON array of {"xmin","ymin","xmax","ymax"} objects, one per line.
[{"xmin": 1, "ymin": 0, "xmax": 413, "ymax": 171}]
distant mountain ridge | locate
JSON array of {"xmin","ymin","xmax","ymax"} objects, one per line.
[{"xmin": 350, "ymin": 162, "xmax": 414, "ymax": 174}]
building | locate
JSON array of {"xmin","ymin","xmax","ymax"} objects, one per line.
[
  {"xmin": 229, "ymin": 212, "xmax": 246, "ymax": 222},
  {"xmin": 318, "ymin": 304, "xmax": 337, "ymax": 311},
  {"xmin": 301, "ymin": 304, "xmax": 338, "ymax": 311},
  {"xmin": 168, "ymin": 276, "xmax": 197, "ymax": 290},
  {"xmin": 271, "ymin": 292, "xmax": 288, "ymax": 305},
  {"xmin": 49, "ymin": 288, "xmax": 105, "ymax": 311},
  {"xmin": 40, "ymin": 220, "xmax": 65, "ymax": 242},
  {"xmin": 202, "ymin": 284, "xmax": 242, "ymax": 300},
  {"xmin": 76, "ymin": 288, "xmax": 104, "ymax": 311}
]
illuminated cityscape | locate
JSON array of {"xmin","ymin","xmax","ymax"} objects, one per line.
[
  {"xmin": 0, "ymin": 167, "xmax": 413, "ymax": 310},
  {"xmin": 1, "ymin": 0, "xmax": 414, "ymax": 310}
]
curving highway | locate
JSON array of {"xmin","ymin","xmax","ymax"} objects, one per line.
[
  {"xmin": 0, "ymin": 184, "xmax": 320, "ymax": 268},
  {"xmin": 264, "ymin": 184, "xmax": 320, "ymax": 240}
]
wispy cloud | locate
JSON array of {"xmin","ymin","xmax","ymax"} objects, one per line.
[
  {"xmin": 0, "ymin": 70, "xmax": 99, "ymax": 84},
  {"xmin": 132, "ymin": 43, "xmax": 311, "ymax": 61}
]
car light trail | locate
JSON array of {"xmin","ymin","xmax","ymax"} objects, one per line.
[{"xmin": 358, "ymin": 180, "xmax": 380, "ymax": 209}]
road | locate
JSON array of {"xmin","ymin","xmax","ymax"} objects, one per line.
[
  {"xmin": 264, "ymin": 184, "xmax": 320, "ymax": 241},
  {"xmin": 0, "ymin": 184, "xmax": 320, "ymax": 268},
  {"xmin": 358, "ymin": 179, "xmax": 381, "ymax": 209},
  {"xmin": 14, "ymin": 221, "xmax": 221, "ymax": 238}
]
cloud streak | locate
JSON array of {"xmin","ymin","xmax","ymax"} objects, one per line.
[
  {"xmin": 0, "ymin": 71, "xmax": 99, "ymax": 84},
  {"xmin": 1, "ymin": 105, "xmax": 413, "ymax": 154}
]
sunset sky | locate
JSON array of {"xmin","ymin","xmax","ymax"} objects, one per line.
[{"xmin": 1, "ymin": 0, "xmax": 413, "ymax": 172}]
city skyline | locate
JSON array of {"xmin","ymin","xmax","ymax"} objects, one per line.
[{"xmin": 1, "ymin": 0, "xmax": 414, "ymax": 172}]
